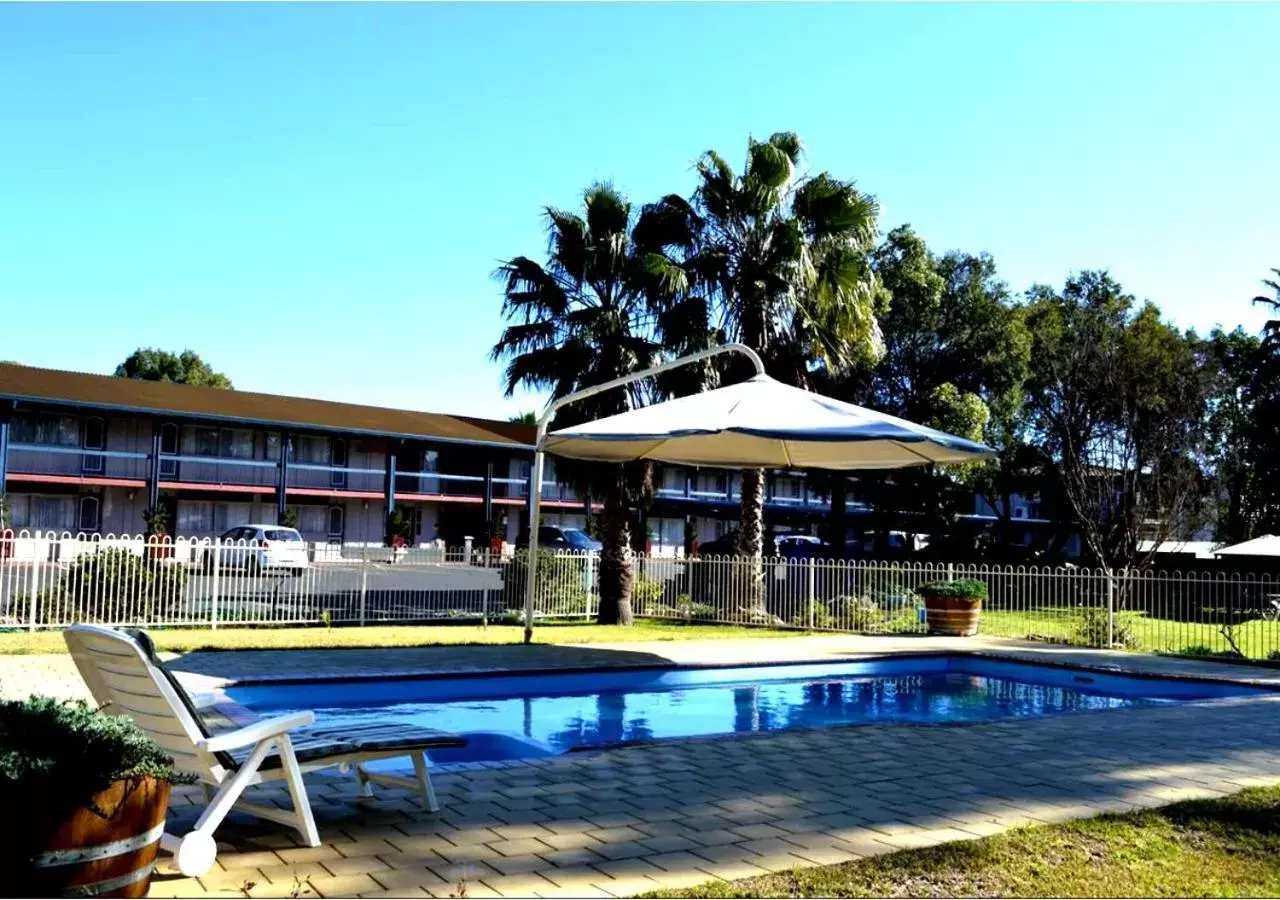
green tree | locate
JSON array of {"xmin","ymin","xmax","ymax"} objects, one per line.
[
  {"xmin": 819, "ymin": 227, "xmax": 1031, "ymax": 556},
  {"xmin": 1022, "ymin": 272, "xmax": 1211, "ymax": 573},
  {"xmin": 492, "ymin": 183, "xmax": 692, "ymax": 625},
  {"xmin": 508, "ymin": 411, "xmax": 537, "ymax": 425},
  {"xmin": 686, "ymin": 132, "xmax": 882, "ymax": 605},
  {"xmin": 114, "ymin": 349, "xmax": 233, "ymax": 388}
]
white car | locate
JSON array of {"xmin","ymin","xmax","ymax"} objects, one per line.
[{"xmin": 203, "ymin": 524, "xmax": 309, "ymax": 576}]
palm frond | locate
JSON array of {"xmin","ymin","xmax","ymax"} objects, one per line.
[{"xmin": 545, "ymin": 208, "xmax": 589, "ymax": 283}]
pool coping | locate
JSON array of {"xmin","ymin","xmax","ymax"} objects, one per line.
[{"xmin": 201, "ymin": 646, "xmax": 1280, "ymax": 692}]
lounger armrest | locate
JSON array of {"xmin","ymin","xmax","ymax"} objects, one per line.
[{"xmin": 198, "ymin": 711, "xmax": 316, "ymax": 753}]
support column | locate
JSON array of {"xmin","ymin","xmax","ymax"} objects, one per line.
[
  {"xmin": 147, "ymin": 421, "xmax": 162, "ymax": 511},
  {"xmin": 277, "ymin": 431, "xmax": 291, "ymax": 519},
  {"xmin": 483, "ymin": 459, "xmax": 494, "ymax": 533},
  {"xmin": 384, "ymin": 443, "xmax": 398, "ymax": 515},
  {"xmin": 0, "ymin": 403, "xmax": 10, "ymax": 504}
]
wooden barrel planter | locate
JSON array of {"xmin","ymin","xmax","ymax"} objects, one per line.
[
  {"xmin": 29, "ymin": 775, "xmax": 171, "ymax": 899},
  {"xmin": 918, "ymin": 579, "xmax": 987, "ymax": 637}
]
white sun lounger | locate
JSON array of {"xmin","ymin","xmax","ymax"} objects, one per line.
[{"xmin": 64, "ymin": 624, "xmax": 466, "ymax": 877}]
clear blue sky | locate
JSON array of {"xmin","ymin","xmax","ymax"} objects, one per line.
[{"xmin": 2, "ymin": 3, "xmax": 1277, "ymax": 421}]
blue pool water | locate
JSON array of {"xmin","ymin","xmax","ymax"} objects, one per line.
[{"xmin": 227, "ymin": 656, "xmax": 1263, "ymax": 765}]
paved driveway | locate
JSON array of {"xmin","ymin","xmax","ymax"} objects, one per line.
[{"xmin": 8, "ymin": 635, "xmax": 1280, "ymax": 898}]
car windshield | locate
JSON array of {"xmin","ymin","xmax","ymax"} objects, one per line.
[
  {"xmin": 265, "ymin": 529, "xmax": 302, "ymax": 542},
  {"xmin": 561, "ymin": 528, "xmax": 596, "ymax": 549}
]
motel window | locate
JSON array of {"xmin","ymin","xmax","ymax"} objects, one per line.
[
  {"xmin": 32, "ymin": 496, "xmax": 76, "ymax": 532},
  {"xmin": 193, "ymin": 428, "xmax": 220, "ymax": 458},
  {"xmin": 219, "ymin": 429, "xmax": 254, "ymax": 460},
  {"xmin": 265, "ymin": 432, "xmax": 281, "ymax": 460},
  {"xmin": 294, "ymin": 436, "xmax": 330, "ymax": 465},
  {"xmin": 327, "ymin": 506, "xmax": 345, "ymax": 538},
  {"xmin": 297, "ymin": 506, "xmax": 327, "ymax": 536},
  {"xmin": 78, "ymin": 496, "xmax": 100, "ymax": 532},
  {"xmin": 12, "ymin": 414, "xmax": 80, "ymax": 447}
]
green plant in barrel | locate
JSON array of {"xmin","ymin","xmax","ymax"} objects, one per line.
[
  {"xmin": 917, "ymin": 578, "xmax": 988, "ymax": 636},
  {"xmin": 0, "ymin": 696, "xmax": 194, "ymax": 896}
]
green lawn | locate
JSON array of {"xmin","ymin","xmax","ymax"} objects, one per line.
[
  {"xmin": 981, "ymin": 608, "xmax": 1280, "ymax": 661},
  {"xmin": 0, "ymin": 620, "xmax": 814, "ymax": 655},
  {"xmin": 646, "ymin": 785, "xmax": 1280, "ymax": 899}
]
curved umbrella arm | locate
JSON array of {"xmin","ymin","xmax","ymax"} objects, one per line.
[{"xmin": 522, "ymin": 343, "xmax": 765, "ymax": 643}]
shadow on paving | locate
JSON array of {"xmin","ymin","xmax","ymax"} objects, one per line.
[{"xmin": 150, "ymin": 695, "xmax": 1280, "ymax": 897}]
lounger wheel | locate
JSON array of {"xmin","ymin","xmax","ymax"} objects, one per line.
[{"xmin": 176, "ymin": 830, "xmax": 218, "ymax": 877}]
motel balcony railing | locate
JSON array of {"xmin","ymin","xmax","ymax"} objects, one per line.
[{"xmin": 7, "ymin": 444, "xmax": 583, "ymax": 504}]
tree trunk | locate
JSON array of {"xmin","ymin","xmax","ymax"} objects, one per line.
[
  {"xmin": 824, "ymin": 478, "xmax": 848, "ymax": 558},
  {"xmin": 736, "ymin": 468, "xmax": 767, "ymax": 616},
  {"xmin": 596, "ymin": 488, "xmax": 634, "ymax": 625}
]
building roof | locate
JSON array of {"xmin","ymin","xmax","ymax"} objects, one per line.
[
  {"xmin": 1213, "ymin": 535, "xmax": 1280, "ymax": 558},
  {"xmin": 1137, "ymin": 539, "xmax": 1220, "ymax": 559},
  {"xmin": 0, "ymin": 362, "xmax": 535, "ymax": 449}
]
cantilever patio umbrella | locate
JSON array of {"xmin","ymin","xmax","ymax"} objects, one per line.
[{"xmin": 521, "ymin": 344, "xmax": 996, "ymax": 640}]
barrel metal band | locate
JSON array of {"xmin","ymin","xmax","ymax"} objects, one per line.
[
  {"xmin": 59, "ymin": 862, "xmax": 156, "ymax": 897},
  {"xmin": 34, "ymin": 822, "xmax": 166, "ymax": 867}
]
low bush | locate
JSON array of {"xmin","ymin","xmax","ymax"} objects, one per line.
[
  {"xmin": 35, "ymin": 548, "xmax": 189, "ymax": 625},
  {"xmin": 1073, "ymin": 607, "xmax": 1140, "ymax": 649}
]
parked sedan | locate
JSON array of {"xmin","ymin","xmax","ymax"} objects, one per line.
[
  {"xmin": 516, "ymin": 525, "xmax": 603, "ymax": 553},
  {"xmin": 202, "ymin": 524, "xmax": 309, "ymax": 576}
]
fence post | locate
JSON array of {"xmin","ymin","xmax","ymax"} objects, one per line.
[
  {"xmin": 358, "ymin": 544, "xmax": 369, "ymax": 627},
  {"xmin": 27, "ymin": 546, "xmax": 41, "ymax": 632},
  {"xmin": 210, "ymin": 539, "xmax": 221, "ymax": 631},
  {"xmin": 807, "ymin": 558, "xmax": 816, "ymax": 630},
  {"xmin": 1106, "ymin": 569, "xmax": 1116, "ymax": 649},
  {"xmin": 463, "ymin": 535, "xmax": 473, "ymax": 565},
  {"xmin": 481, "ymin": 548, "xmax": 490, "ymax": 628}
]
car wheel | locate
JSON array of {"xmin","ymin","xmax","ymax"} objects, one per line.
[
  {"xmin": 202, "ymin": 553, "xmax": 215, "ymax": 574},
  {"xmin": 245, "ymin": 555, "xmax": 261, "ymax": 575}
]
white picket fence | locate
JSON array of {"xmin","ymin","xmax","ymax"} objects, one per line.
[{"xmin": 3, "ymin": 530, "xmax": 1280, "ymax": 661}]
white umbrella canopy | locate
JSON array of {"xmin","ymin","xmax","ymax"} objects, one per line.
[{"xmin": 542, "ymin": 374, "xmax": 995, "ymax": 468}]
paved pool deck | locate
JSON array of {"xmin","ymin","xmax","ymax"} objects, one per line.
[{"xmin": 7, "ymin": 635, "xmax": 1280, "ymax": 898}]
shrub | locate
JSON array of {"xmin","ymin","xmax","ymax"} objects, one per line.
[
  {"xmin": 501, "ymin": 548, "xmax": 590, "ymax": 616},
  {"xmin": 917, "ymin": 579, "xmax": 988, "ymax": 604},
  {"xmin": 830, "ymin": 595, "xmax": 886, "ymax": 631},
  {"xmin": 630, "ymin": 577, "xmax": 666, "ymax": 615},
  {"xmin": 0, "ymin": 696, "xmax": 194, "ymax": 878},
  {"xmin": 1073, "ymin": 607, "xmax": 1140, "ymax": 649},
  {"xmin": 36, "ymin": 548, "xmax": 189, "ymax": 625}
]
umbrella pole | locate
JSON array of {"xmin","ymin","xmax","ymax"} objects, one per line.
[{"xmin": 523, "ymin": 437, "xmax": 547, "ymax": 644}]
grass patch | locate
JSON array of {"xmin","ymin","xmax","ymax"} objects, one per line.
[
  {"xmin": 0, "ymin": 620, "xmax": 815, "ymax": 655},
  {"xmin": 646, "ymin": 785, "xmax": 1280, "ymax": 898},
  {"xmin": 982, "ymin": 608, "xmax": 1280, "ymax": 661}
]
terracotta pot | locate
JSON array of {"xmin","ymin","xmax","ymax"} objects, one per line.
[
  {"xmin": 28, "ymin": 775, "xmax": 171, "ymax": 898},
  {"xmin": 921, "ymin": 593, "xmax": 982, "ymax": 636}
]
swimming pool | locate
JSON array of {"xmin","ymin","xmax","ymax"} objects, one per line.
[{"xmin": 226, "ymin": 655, "xmax": 1264, "ymax": 765}]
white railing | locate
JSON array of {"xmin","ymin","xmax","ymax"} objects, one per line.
[{"xmin": 2, "ymin": 531, "xmax": 1279, "ymax": 662}]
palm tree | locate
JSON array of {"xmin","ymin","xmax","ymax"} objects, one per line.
[
  {"xmin": 686, "ymin": 132, "xmax": 882, "ymax": 609},
  {"xmin": 492, "ymin": 183, "xmax": 692, "ymax": 625}
]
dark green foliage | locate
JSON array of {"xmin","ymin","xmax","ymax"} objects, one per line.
[
  {"xmin": 0, "ymin": 696, "xmax": 193, "ymax": 874},
  {"xmin": 142, "ymin": 505, "xmax": 171, "ymax": 538},
  {"xmin": 1073, "ymin": 607, "xmax": 1139, "ymax": 649},
  {"xmin": 277, "ymin": 507, "xmax": 300, "ymax": 529},
  {"xmin": 36, "ymin": 548, "xmax": 189, "ymax": 624},
  {"xmin": 917, "ymin": 578, "xmax": 988, "ymax": 603},
  {"xmin": 114, "ymin": 348, "xmax": 232, "ymax": 388},
  {"xmin": 384, "ymin": 508, "xmax": 413, "ymax": 547},
  {"xmin": 500, "ymin": 549, "xmax": 590, "ymax": 616}
]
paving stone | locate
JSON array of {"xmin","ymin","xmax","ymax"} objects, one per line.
[
  {"xmin": 641, "ymin": 851, "xmax": 710, "ymax": 873},
  {"xmin": 485, "ymin": 837, "xmax": 553, "ymax": 857},
  {"xmin": 539, "ymin": 847, "xmax": 608, "ymax": 867},
  {"xmin": 305, "ymin": 873, "xmax": 383, "ymax": 897},
  {"xmin": 479, "ymin": 873, "xmax": 555, "ymax": 896}
]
